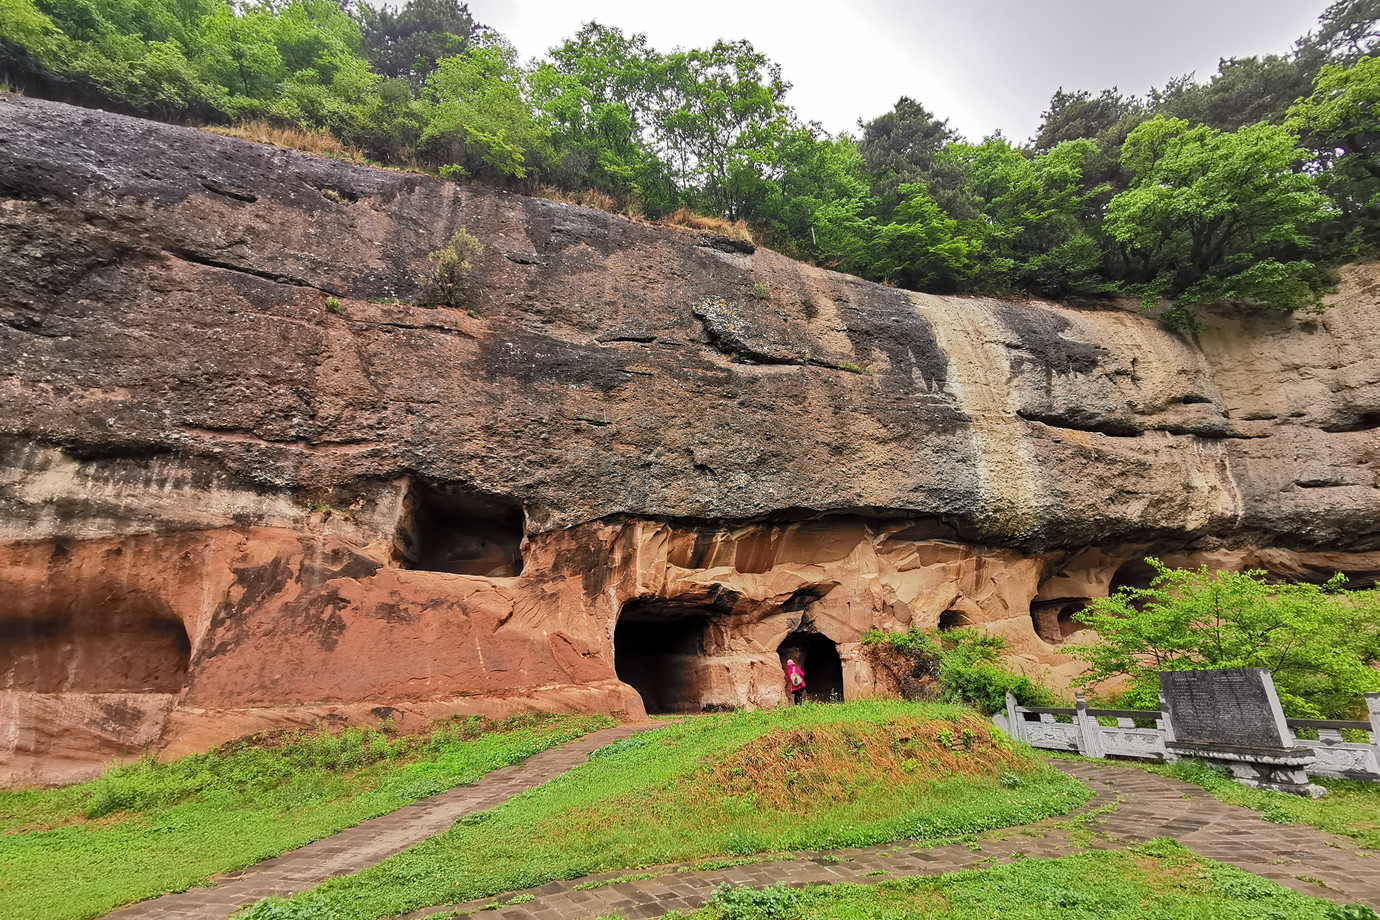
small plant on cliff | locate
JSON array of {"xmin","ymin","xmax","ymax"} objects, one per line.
[
  {"xmin": 425, "ymin": 229, "xmax": 484, "ymax": 308},
  {"xmin": 1064, "ymin": 558, "xmax": 1380, "ymax": 719},
  {"xmin": 749, "ymin": 281, "xmax": 771, "ymax": 300},
  {"xmin": 324, "ymin": 297, "xmax": 343, "ymax": 315},
  {"xmin": 862, "ymin": 626, "xmax": 1056, "ymax": 714}
]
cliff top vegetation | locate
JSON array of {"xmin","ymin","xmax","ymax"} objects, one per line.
[{"xmin": 1, "ymin": 0, "xmax": 1377, "ymax": 330}]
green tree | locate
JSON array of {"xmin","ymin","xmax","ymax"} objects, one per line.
[
  {"xmin": 857, "ymin": 96, "xmax": 973, "ymax": 218},
  {"xmin": 528, "ymin": 21, "xmax": 669, "ymax": 210},
  {"xmin": 421, "ymin": 41, "xmax": 546, "ymax": 178},
  {"xmin": 1105, "ymin": 116, "xmax": 1331, "ymax": 329},
  {"xmin": 1066, "ymin": 559, "xmax": 1380, "ymax": 719},
  {"xmin": 1151, "ymin": 55, "xmax": 1314, "ymax": 131},
  {"xmin": 650, "ymin": 38, "xmax": 794, "ymax": 219},
  {"xmin": 1287, "ymin": 56, "xmax": 1380, "ymax": 250},
  {"xmin": 862, "ymin": 181, "xmax": 982, "ymax": 291},
  {"xmin": 751, "ymin": 128, "xmax": 876, "ymax": 271},
  {"xmin": 1296, "ymin": 0, "xmax": 1380, "ymax": 69},
  {"xmin": 356, "ymin": 0, "xmax": 475, "ymax": 88},
  {"xmin": 950, "ymin": 135, "xmax": 1108, "ymax": 296},
  {"xmin": 1032, "ymin": 87, "xmax": 1143, "ymax": 153}
]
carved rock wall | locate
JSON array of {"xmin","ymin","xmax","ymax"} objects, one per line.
[{"xmin": 2, "ymin": 97, "xmax": 1379, "ymax": 784}]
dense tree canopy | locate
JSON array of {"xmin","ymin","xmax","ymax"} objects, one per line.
[
  {"xmin": 1066, "ymin": 559, "xmax": 1380, "ymax": 720},
  {"xmin": 2, "ymin": 0, "xmax": 1378, "ymax": 328}
]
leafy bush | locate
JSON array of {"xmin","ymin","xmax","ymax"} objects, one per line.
[
  {"xmin": 706, "ymin": 883, "xmax": 800, "ymax": 920},
  {"xmin": 863, "ymin": 625, "xmax": 1057, "ymax": 714},
  {"xmin": 425, "ymin": 228, "xmax": 483, "ymax": 307},
  {"xmin": 1065, "ymin": 558, "xmax": 1380, "ymax": 718}
]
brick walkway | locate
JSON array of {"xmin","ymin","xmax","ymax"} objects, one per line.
[
  {"xmin": 102, "ymin": 724, "xmax": 651, "ymax": 920},
  {"xmin": 400, "ymin": 760, "xmax": 1380, "ymax": 920}
]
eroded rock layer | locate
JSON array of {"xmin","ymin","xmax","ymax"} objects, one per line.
[{"xmin": 2, "ymin": 97, "xmax": 1379, "ymax": 784}]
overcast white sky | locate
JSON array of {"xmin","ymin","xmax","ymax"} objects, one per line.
[{"xmin": 474, "ymin": 0, "xmax": 1329, "ymax": 143}]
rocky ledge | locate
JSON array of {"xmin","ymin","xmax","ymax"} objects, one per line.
[{"xmin": 2, "ymin": 96, "xmax": 1378, "ymax": 783}]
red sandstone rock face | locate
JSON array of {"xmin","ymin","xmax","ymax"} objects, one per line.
[{"xmin": 2, "ymin": 97, "xmax": 1379, "ymax": 784}]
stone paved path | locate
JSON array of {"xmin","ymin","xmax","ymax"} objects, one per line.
[
  {"xmin": 401, "ymin": 760, "xmax": 1380, "ymax": 920},
  {"xmin": 103, "ymin": 724, "xmax": 650, "ymax": 920}
]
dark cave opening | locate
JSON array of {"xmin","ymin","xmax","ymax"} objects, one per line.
[
  {"xmin": 1110, "ymin": 558, "xmax": 1158, "ymax": 596},
  {"xmin": 0, "ymin": 596, "xmax": 191, "ymax": 693},
  {"xmin": 938, "ymin": 609, "xmax": 971, "ymax": 631},
  {"xmin": 614, "ymin": 599, "xmax": 720, "ymax": 714},
  {"xmin": 396, "ymin": 481, "xmax": 525, "ymax": 577},
  {"xmin": 777, "ymin": 631, "xmax": 844, "ymax": 702}
]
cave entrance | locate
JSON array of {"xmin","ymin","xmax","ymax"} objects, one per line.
[
  {"xmin": 938, "ymin": 609, "xmax": 972, "ymax": 631},
  {"xmin": 1031, "ymin": 601, "xmax": 1089, "ymax": 644},
  {"xmin": 1110, "ymin": 558, "xmax": 1157, "ymax": 596},
  {"xmin": 395, "ymin": 481, "xmax": 524, "ymax": 577},
  {"xmin": 0, "ymin": 592, "xmax": 191, "ymax": 693},
  {"xmin": 777, "ymin": 631, "xmax": 844, "ymax": 702},
  {"xmin": 613, "ymin": 600, "xmax": 720, "ymax": 714}
]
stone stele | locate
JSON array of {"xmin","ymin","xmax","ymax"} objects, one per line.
[{"xmin": 1162, "ymin": 669, "xmax": 1323, "ymax": 797}]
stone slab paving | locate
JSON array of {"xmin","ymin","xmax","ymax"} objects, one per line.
[
  {"xmin": 101, "ymin": 724, "xmax": 651, "ymax": 920},
  {"xmin": 403, "ymin": 759, "xmax": 1380, "ymax": 920}
]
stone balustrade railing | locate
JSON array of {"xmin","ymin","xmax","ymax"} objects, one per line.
[{"xmin": 993, "ymin": 691, "xmax": 1380, "ymax": 783}]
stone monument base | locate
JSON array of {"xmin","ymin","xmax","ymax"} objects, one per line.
[{"xmin": 1165, "ymin": 741, "xmax": 1327, "ymax": 798}]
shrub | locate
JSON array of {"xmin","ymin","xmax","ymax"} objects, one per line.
[
  {"xmin": 749, "ymin": 281, "xmax": 770, "ymax": 299},
  {"xmin": 425, "ymin": 229, "xmax": 484, "ymax": 308},
  {"xmin": 324, "ymin": 297, "xmax": 343, "ymax": 314},
  {"xmin": 1065, "ymin": 558, "xmax": 1380, "ymax": 718},
  {"xmin": 707, "ymin": 883, "xmax": 800, "ymax": 920},
  {"xmin": 863, "ymin": 626, "xmax": 1056, "ymax": 714}
]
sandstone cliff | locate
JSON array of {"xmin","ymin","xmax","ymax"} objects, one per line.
[{"xmin": 2, "ymin": 96, "xmax": 1378, "ymax": 784}]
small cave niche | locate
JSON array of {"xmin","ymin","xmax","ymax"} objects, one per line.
[
  {"xmin": 1110, "ymin": 558, "xmax": 1158, "ymax": 596},
  {"xmin": 395, "ymin": 480, "xmax": 525, "ymax": 577},
  {"xmin": 1058, "ymin": 603, "xmax": 1089, "ymax": 640},
  {"xmin": 777, "ymin": 631, "xmax": 844, "ymax": 702},
  {"xmin": 0, "ymin": 592, "xmax": 191, "ymax": 693},
  {"xmin": 614, "ymin": 599, "xmax": 721, "ymax": 714},
  {"xmin": 1030, "ymin": 601, "xmax": 1089, "ymax": 644},
  {"xmin": 938, "ymin": 609, "xmax": 972, "ymax": 631}
]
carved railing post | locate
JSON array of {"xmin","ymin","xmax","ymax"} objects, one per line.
[
  {"xmin": 1075, "ymin": 690, "xmax": 1106, "ymax": 759},
  {"xmin": 1004, "ymin": 691, "xmax": 1021, "ymax": 744},
  {"xmin": 1368, "ymin": 692, "xmax": 1380, "ymax": 748}
]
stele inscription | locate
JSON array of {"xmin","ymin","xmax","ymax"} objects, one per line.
[{"xmin": 1160, "ymin": 668, "xmax": 1290, "ymax": 749}]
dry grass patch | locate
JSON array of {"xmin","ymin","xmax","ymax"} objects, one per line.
[
  {"xmin": 705, "ymin": 715, "xmax": 1023, "ymax": 810},
  {"xmin": 204, "ymin": 122, "xmax": 368, "ymax": 164},
  {"xmin": 662, "ymin": 207, "xmax": 755, "ymax": 243}
]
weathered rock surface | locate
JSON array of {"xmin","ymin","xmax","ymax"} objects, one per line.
[{"xmin": 2, "ymin": 97, "xmax": 1379, "ymax": 784}]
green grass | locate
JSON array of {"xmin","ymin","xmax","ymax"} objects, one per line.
[
  {"xmin": 239, "ymin": 700, "xmax": 1091, "ymax": 920},
  {"xmin": 1048, "ymin": 752, "xmax": 1380, "ymax": 850},
  {"xmin": 679, "ymin": 839, "xmax": 1348, "ymax": 920},
  {"xmin": 0, "ymin": 712, "xmax": 613, "ymax": 920}
]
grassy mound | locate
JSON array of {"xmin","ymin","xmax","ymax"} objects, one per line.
[
  {"xmin": 704, "ymin": 714, "xmax": 1027, "ymax": 810},
  {"xmin": 241, "ymin": 700, "xmax": 1091, "ymax": 920},
  {"xmin": 0, "ymin": 712, "xmax": 614, "ymax": 920},
  {"xmin": 691, "ymin": 839, "xmax": 1343, "ymax": 920}
]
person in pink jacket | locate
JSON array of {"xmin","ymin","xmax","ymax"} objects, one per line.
[{"xmin": 785, "ymin": 658, "xmax": 806, "ymax": 705}]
